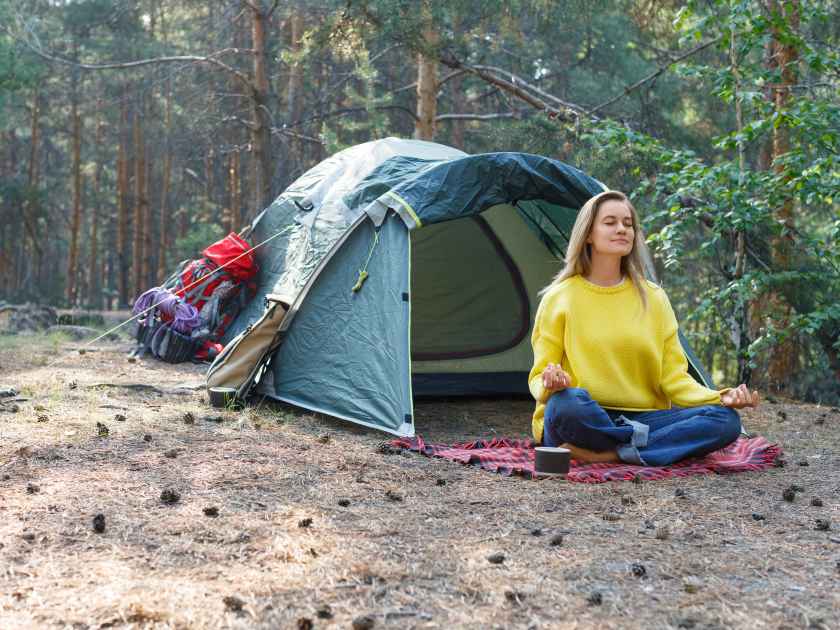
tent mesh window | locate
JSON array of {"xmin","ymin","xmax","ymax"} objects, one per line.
[
  {"xmin": 411, "ymin": 216, "xmax": 529, "ymax": 360},
  {"xmin": 514, "ymin": 199, "xmax": 578, "ymax": 256}
]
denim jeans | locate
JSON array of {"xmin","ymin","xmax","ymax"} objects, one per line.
[{"xmin": 542, "ymin": 388, "xmax": 742, "ymax": 467}]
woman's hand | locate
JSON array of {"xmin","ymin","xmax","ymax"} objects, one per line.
[
  {"xmin": 542, "ymin": 362, "xmax": 572, "ymax": 392},
  {"xmin": 721, "ymin": 384, "xmax": 760, "ymax": 409}
]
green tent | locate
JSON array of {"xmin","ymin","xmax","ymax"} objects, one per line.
[{"xmin": 207, "ymin": 137, "xmax": 714, "ymax": 436}]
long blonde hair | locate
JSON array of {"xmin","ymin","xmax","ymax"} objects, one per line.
[{"xmin": 541, "ymin": 190, "xmax": 650, "ymax": 309}]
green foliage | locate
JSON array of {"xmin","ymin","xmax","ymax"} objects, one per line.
[
  {"xmin": 0, "ymin": 1, "xmax": 44, "ymax": 99},
  {"xmin": 581, "ymin": 0, "xmax": 840, "ymax": 401},
  {"xmin": 1, "ymin": 0, "xmax": 837, "ymax": 398},
  {"xmin": 173, "ymin": 222, "xmax": 224, "ymax": 264}
]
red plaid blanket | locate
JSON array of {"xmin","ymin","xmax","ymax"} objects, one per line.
[{"xmin": 389, "ymin": 436, "xmax": 782, "ymax": 483}]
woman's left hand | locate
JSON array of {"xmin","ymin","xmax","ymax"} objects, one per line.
[{"xmin": 721, "ymin": 384, "xmax": 760, "ymax": 409}]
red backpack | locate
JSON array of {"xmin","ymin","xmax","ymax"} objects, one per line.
[
  {"xmin": 137, "ymin": 232, "xmax": 258, "ymax": 362},
  {"xmin": 172, "ymin": 233, "xmax": 258, "ymax": 360}
]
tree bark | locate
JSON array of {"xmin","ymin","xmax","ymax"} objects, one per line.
[
  {"xmin": 157, "ymin": 81, "xmax": 173, "ymax": 282},
  {"xmin": 157, "ymin": 6, "xmax": 174, "ymax": 283},
  {"xmin": 87, "ymin": 97, "xmax": 105, "ymax": 308},
  {"xmin": 414, "ymin": 9, "xmax": 438, "ymax": 141},
  {"xmin": 448, "ymin": 71, "xmax": 466, "ymax": 149},
  {"xmin": 142, "ymin": 143, "xmax": 153, "ymax": 288},
  {"xmin": 766, "ymin": 0, "xmax": 800, "ymax": 393},
  {"xmin": 23, "ymin": 90, "xmax": 42, "ymax": 292},
  {"xmin": 729, "ymin": 20, "xmax": 751, "ymax": 385},
  {"xmin": 228, "ymin": 151, "xmax": 242, "ymax": 233},
  {"xmin": 66, "ymin": 67, "xmax": 84, "ymax": 305},
  {"xmin": 117, "ymin": 96, "xmax": 130, "ymax": 307},
  {"xmin": 286, "ymin": 9, "xmax": 305, "ymax": 169},
  {"xmin": 248, "ymin": 1, "xmax": 274, "ymax": 213},
  {"xmin": 205, "ymin": 149, "xmax": 215, "ymax": 207},
  {"xmin": 132, "ymin": 104, "xmax": 146, "ymax": 300}
]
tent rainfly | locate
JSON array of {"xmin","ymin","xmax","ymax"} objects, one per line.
[{"xmin": 207, "ymin": 137, "xmax": 715, "ymax": 436}]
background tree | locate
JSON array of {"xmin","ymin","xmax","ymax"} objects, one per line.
[{"xmin": 0, "ymin": 0, "xmax": 836, "ymax": 402}]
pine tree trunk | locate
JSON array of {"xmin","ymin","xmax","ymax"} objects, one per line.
[
  {"xmin": 87, "ymin": 97, "xmax": 105, "ymax": 309},
  {"xmin": 23, "ymin": 90, "xmax": 42, "ymax": 293},
  {"xmin": 449, "ymin": 71, "xmax": 466, "ymax": 149},
  {"xmin": 0, "ymin": 118, "xmax": 14, "ymax": 290},
  {"xmin": 132, "ymin": 105, "xmax": 146, "ymax": 300},
  {"xmin": 156, "ymin": 2, "xmax": 172, "ymax": 282},
  {"xmin": 179, "ymin": 201, "xmax": 189, "ymax": 239},
  {"xmin": 117, "ymin": 97, "xmax": 130, "ymax": 307},
  {"xmin": 66, "ymin": 70, "xmax": 84, "ymax": 305},
  {"xmin": 414, "ymin": 16, "xmax": 439, "ymax": 141},
  {"xmin": 205, "ymin": 150, "xmax": 215, "ymax": 210},
  {"xmin": 228, "ymin": 151, "xmax": 242, "ymax": 233},
  {"xmin": 249, "ymin": 2, "xmax": 273, "ymax": 213},
  {"xmin": 766, "ymin": 0, "xmax": 800, "ymax": 393},
  {"xmin": 142, "ymin": 148, "xmax": 153, "ymax": 288},
  {"xmin": 0, "ymin": 223, "xmax": 10, "ymax": 295},
  {"xmin": 287, "ymin": 10, "xmax": 305, "ymax": 169},
  {"xmin": 157, "ymin": 81, "xmax": 173, "ymax": 282}
]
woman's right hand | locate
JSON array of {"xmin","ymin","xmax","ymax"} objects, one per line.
[{"xmin": 542, "ymin": 362, "xmax": 572, "ymax": 392}]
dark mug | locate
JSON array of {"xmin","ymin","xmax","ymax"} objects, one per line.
[{"xmin": 535, "ymin": 446, "xmax": 570, "ymax": 475}]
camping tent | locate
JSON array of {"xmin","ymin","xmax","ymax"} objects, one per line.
[{"xmin": 207, "ymin": 137, "xmax": 714, "ymax": 436}]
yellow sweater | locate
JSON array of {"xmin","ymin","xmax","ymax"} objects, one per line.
[{"xmin": 529, "ymin": 275, "xmax": 726, "ymax": 443}]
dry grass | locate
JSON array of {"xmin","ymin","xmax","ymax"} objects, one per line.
[{"xmin": 0, "ymin": 334, "xmax": 838, "ymax": 629}]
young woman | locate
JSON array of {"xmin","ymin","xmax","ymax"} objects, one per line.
[{"xmin": 529, "ymin": 190, "xmax": 760, "ymax": 466}]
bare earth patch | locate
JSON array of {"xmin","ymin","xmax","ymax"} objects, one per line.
[{"xmin": 1, "ymin": 334, "xmax": 838, "ymax": 629}]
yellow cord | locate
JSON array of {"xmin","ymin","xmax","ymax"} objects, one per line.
[{"xmin": 352, "ymin": 230, "xmax": 380, "ymax": 293}]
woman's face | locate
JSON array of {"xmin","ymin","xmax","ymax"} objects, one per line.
[{"xmin": 587, "ymin": 199, "xmax": 635, "ymax": 257}]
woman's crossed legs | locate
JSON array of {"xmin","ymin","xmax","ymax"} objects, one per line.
[{"xmin": 542, "ymin": 388, "xmax": 742, "ymax": 466}]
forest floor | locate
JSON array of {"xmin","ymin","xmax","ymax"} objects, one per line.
[{"xmin": 0, "ymin": 332, "xmax": 838, "ymax": 630}]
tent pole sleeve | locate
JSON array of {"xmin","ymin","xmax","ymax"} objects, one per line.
[{"xmin": 385, "ymin": 191, "xmax": 423, "ymax": 228}]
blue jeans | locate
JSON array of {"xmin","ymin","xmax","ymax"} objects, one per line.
[{"xmin": 542, "ymin": 388, "xmax": 741, "ymax": 467}]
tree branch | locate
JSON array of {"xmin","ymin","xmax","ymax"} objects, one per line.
[
  {"xmin": 289, "ymin": 105, "xmax": 420, "ymax": 128},
  {"xmin": 9, "ymin": 27, "xmax": 254, "ymax": 90},
  {"xmin": 471, "ymin": 65, "xmax": 588, "ymax": 115},
  {"xmin": 221, "ymin": 115, "xmax": 258, "ymax": 131},
  {"xmin": 271, "ymin": 127, "xmax": 324, "ymax": 145},
  {"xmin": 587, "ymin": 36, "xmax": 722, "ymax": 116},
  {"xmin": 435, "ymin": 111, "xmax": 531, "ymax": 122},
  {"xmin": 265, "ymin": 0, "xmax": 281, "ymax": 19},
  {"xmin": 438, "ymin": 68, "xmax": 470, "ymax": 87},
  {"xmin": 437, "ymin": 51, "xmax": 584, "ymax": 123},
  {"xmin": 393, "ymin": 69, "xmax": 472, "ymax": 97}
]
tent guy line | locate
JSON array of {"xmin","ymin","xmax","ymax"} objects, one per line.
[{"xmin": 42, "ymin": 225, "xmax": 296, "ymax": 370}]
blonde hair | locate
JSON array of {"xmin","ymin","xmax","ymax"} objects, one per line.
[{"xmin": 541, "ymin": 190, "xmax": 650, "ymax": 310}]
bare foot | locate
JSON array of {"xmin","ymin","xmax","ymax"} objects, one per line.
[{"xmin": 560, "ymin": 442, "xmax": 621, "ymax": 464}]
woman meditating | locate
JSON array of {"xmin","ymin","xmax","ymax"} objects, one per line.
[{"xmin": 529, "ymin": 190, "xmax": 760, "ymax": 466}]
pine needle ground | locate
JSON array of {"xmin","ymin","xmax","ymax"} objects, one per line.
[{"xmin": 0, "ymin": 334, "xmax": 838, "ymax": 629}]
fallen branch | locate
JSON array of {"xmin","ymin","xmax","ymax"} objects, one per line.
[
  {"xmin": 85, "ymin": 382, "xmax": 201, "ymax": 396},
  {"xmin": 86, "ymin": 383, "xmax": 167, "ymax": 394}
]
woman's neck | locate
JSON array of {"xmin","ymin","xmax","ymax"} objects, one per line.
[{"xmin": 585, "ymin": 254, "xmax": 624, "ymax": 287}]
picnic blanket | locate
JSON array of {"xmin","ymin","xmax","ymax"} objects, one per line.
[{"xmin": 389, "ymin": 435, "xmax": 782, "ymax": 483}]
